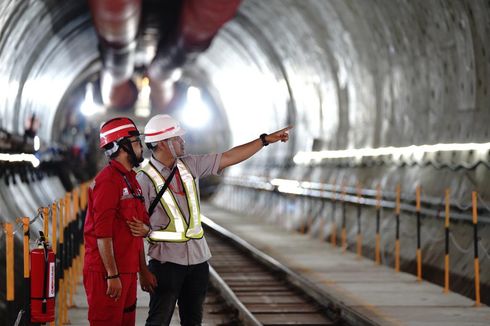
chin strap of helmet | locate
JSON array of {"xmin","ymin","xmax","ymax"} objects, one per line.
[{"xmin": 119, "ymin": 140, "xmax": 143, "ymax": 167}]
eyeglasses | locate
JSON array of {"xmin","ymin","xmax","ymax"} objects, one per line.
[{"xmin": 169, "ymin": 136, "xmax": 185, "ymax": 144}]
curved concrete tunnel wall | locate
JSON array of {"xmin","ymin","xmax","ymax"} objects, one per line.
[{"xmin": 1, "ymin": 0, "xmax": 489, "ymax": 306}]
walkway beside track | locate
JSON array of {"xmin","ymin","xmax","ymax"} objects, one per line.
[{"xmin": 202, "ymin": 203, "xmax": 490, "ymax": 326}]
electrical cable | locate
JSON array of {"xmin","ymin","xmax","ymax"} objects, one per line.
[{"xmin": 449, "ymin": 233, "xmax": 473, "ymax": 254}]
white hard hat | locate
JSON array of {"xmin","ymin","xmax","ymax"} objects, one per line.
[{"xmin": 144, "ymin": 114, "xmax": 185, "ymax": 143}]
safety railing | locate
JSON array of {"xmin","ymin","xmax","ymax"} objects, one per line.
[
  {"xmin": 218, "ymin": 175, "xmax": 489, "ymax": 307},
  {"xmin": 1, "ymin": 181, "xmax": 90, "ymax": 325}
]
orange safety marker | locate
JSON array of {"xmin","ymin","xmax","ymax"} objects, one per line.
[
  {"xmin": 472, "ymin": 191, "xmax": 480, "ymax": 307},
  {"xmin": 59, "ymin": 198, "xmax": 66, "ymax": 325},
  {"xmin": 341, "ymin": 183, "xmax": 347, "ymax": 252},
  {"xmin": 63, "ymin": 278, "xmax": 69, "ymax": 323},
  {"xmin": 300, "ymin": 198, "xmax": 306, "ymax": 234},
  {"xmin": 43, "ymin": 207, "xmax": 49, "ymax": 240},
  {"xmin": 331, "ymin": 182, "xmax": 337, "ymax": 247},
  {"xmin": 5, "ymin": 223, "xmax": 14, "ymax": 325},
  {"xmin": 22, "ymin": 218, "xmax": 30, "ymax": 278},
  {"xmin": 73, "ymin": 187, "xmax": 80, "ymax": 218},
  {"xmin": 307, "ymin": 203, "xmax": 315, "ymax": 234},
  {"xmin": 69, "ymin": 265, "xmax": 74, "ymax": 307},
  {"xmin": 79, "ymin": 183, "xmax": 85, "ymax": 211},
  {"xmin": 59, "ymin": 278, "xmax": 65, "ymax": 324},
  {"xmin": 395, "ymin": 184, "xmax": 401, "ymax": 272},
  {"xmin": 22, "ymin": 217, "xmax": 31, "ymax": 323},
  {"xmin": 59, "ymin": 199, "xmax": 64, "ymax": 244},
  {"xmin": 6, "ymin": 223, "xmax": 14, "ymax": 301},
  {"xmin": 416, "ymin": 186, "xmax": 422, "ymax": 282},
  {"xmin": 52, "ymin": 203, "xmax": 57, "ymax": 254},
  {"xmin": 318, "ymin": 188, "xmax": 327, "ymax": 241},
  {"xmin": 83, "ymin": 182, "xmax": 89, "ymax": 209},
  {"xmin": 356, "ymin": 183, "xmax": 362, "ymax": 258},
  {"xmin": 444, "ymin": 189, "xmax": 450, "ymax": 293},
  {"xmin": 375, "ymin": 185, "xmax": 382, "ymax": 265},
  {"xmin": 65, "ymin": 192, "xmax": 74, "ymax": 317},
  {"xmin": 66, "ymin": 192, "xmax": 72, "ymax": 223}
]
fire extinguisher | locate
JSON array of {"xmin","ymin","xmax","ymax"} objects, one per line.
[{"xmin": 30, "ymin": 231, "xmax": 56, "ymax": 323}]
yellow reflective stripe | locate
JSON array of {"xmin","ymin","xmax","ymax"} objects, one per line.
[
  {"xmin": 147, "ymin": 163, "xmax": 187, "ymax": 233},
  {"xmin": 142, "ymin": 163, "xmax": 187, "ymax": 239},
  {"xmin": 149, "ymin": 230, "xmax": 185, "ymax": 241},
  {"xmin": 142, "ymin": 160, "xmax": 204, "ymax": 241},
  {"xmin": 177, "ymin": 161, "xmax": 203, "ymax": 238},
  {"xmin": 177, "ymin": 161, "xmax": 200, "ymax": 230}
]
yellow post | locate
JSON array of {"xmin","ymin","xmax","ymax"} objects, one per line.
[
  {"xmin": 23, "ymin": 218, "xmax": 30, "ymax": 278},
  {"xmin": 52, "ymin": 203, "xmax": 57, "ymax": 254},
  {"xmin": 73, "ymin": 187, "xmax": 80, "ymax": 218},
  {"xmin": 59, "ymin": 199, "xmax": 64, "ymax": 244},
  {"xmin": 395, "ymin": 184, "xmax": 400, "ymax": 272},
  {"xmin": 6, "ymin": 223, "xmax": 14, "ymax": 301},
  {"xmin": 69, "ymin": 265, "xmax": 74, "ymax": 307},
  {"xmin": 59, "ymin": 278, "xmax": 65, "ymax": 324},
  {"xmin": 43, "ymin": 206, "xmax": 49, "ymax": 239},
  {"xmin": 356, "ymin": 183, "xmax": 362, "ymax": 258},
  {"xmin": 444, "ymin": 189, "xmax": 450, "ymax": 293},
  {"xmin": 66, "ymin": 192, "xmax": 72, "ymax": 223},
  {"xmin": 317, "ymin": 189, "xmax": 325, "ymax": 240},
  {"xmin": 63, "ymin": 280, "xmax": 69, "ymax": 323},
  {"xmin": 331, "ymin": 182, "xmax": 337, "ymax": 246},
  {"xmin": 80, "ymin": 182, "xmax": 87, "ymax": 210},
  {"xmin": 59, "ymin": 198, "xmax": 65, "ymax": 324},
  {"xmin": 375, "ymin": 185, "xmax": 381, "ymax": 265},
  {"xmin": 341, "ymin": 183, "xmax": 347, "ymax": 252},
  {"xmin": 5, "ymin": 223, "xmax": 15, "ymax": 325},
  {"xmin": 472, "ymin": 191, "xmax": 480, "ymax": 307},
  {"xmin": 416, "ymin": 186, "xmax": 422, "ymax": 282},
  {"xmin": 22, "ymin": 217, "xmax": 31, "ymax": 324}
]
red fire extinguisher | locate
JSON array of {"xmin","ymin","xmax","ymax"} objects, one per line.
[{"xmin": 30, "ymin": 231, "xmax": 56, "ymax": 323}]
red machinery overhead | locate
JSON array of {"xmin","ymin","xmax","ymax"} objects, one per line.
[{"xmin": 88, "ymin": 0, "xmax": 242, "ymax": 111}]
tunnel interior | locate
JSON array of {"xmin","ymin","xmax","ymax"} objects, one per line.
[{"xmin": 1, "ymin": 0, "xmax": 490, "ymax": 316}]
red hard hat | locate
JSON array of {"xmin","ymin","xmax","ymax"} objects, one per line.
[{"xmin": 99, "ymin": 117, "xmax": 139, "ymax": 148}]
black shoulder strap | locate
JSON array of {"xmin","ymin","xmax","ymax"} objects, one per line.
[{"xmin": 148, "ymin": 166, "xmax": 177, "ymax": 217}]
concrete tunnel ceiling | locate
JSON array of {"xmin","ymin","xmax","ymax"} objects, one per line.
[{"xmin": 1, "ymin": 0, "xmax": 490, "ymax": 175}]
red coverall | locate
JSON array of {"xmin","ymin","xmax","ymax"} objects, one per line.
[{"xmin": 83, "ymin": 160, "xmax": 149, "ymax": 325}]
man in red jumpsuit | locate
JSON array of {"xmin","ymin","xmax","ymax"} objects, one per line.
[{"xmin": 83, "ymin": 117, "xmax": 156, "ymax": 325}]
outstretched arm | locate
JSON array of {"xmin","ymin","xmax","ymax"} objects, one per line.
[{"xmin": 219, "ymin": 126, "xmax": 292, "ymax": 171}]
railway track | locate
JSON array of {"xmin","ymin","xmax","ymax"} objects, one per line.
[{"xmin": 205, "ymin": 222, "xmax": 343, "ymax": 326}]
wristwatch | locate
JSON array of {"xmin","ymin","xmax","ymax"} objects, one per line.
[
  {"xmin": 105, "ymin": 273, "xmax": 120, "ymax": 280},
  {"xmin": 260, "ymin": 133, "xmax": 269, "ymax": 146}
]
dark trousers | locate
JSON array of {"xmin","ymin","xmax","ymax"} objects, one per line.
[{"xmin": 145, "ymin": 260, "xmax": 209, "ymax": 326}]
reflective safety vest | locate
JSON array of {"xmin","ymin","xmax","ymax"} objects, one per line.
[{"xmin": 140, "ymin": 160, "xmax": 204, "ymax": 242}]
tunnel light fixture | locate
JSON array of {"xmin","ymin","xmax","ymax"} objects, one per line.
[
  {"xmin": 80, "ymin": 83, "xmax": 104, "ymax": 117},
  {"xmin": 0, "ymin": 153, "xmax": 40, "ymax": 167},
  {"xmin": 180, "ymin": 86, "xmax": 211, "ymax": 129},
  {"xmin": 293, "ymin": 142, "xmax": 490, "ymax": 164},
  {"xmin": 33, "ymin": 136, "xmax": 40, "ymax": 151},
  {"xmin": 270, "ymin": 178, "xmax": 302, "ymax": 194},
  {"xmin": 135, "ymin": 77, "xmax": 151, "ymax": 118}
]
